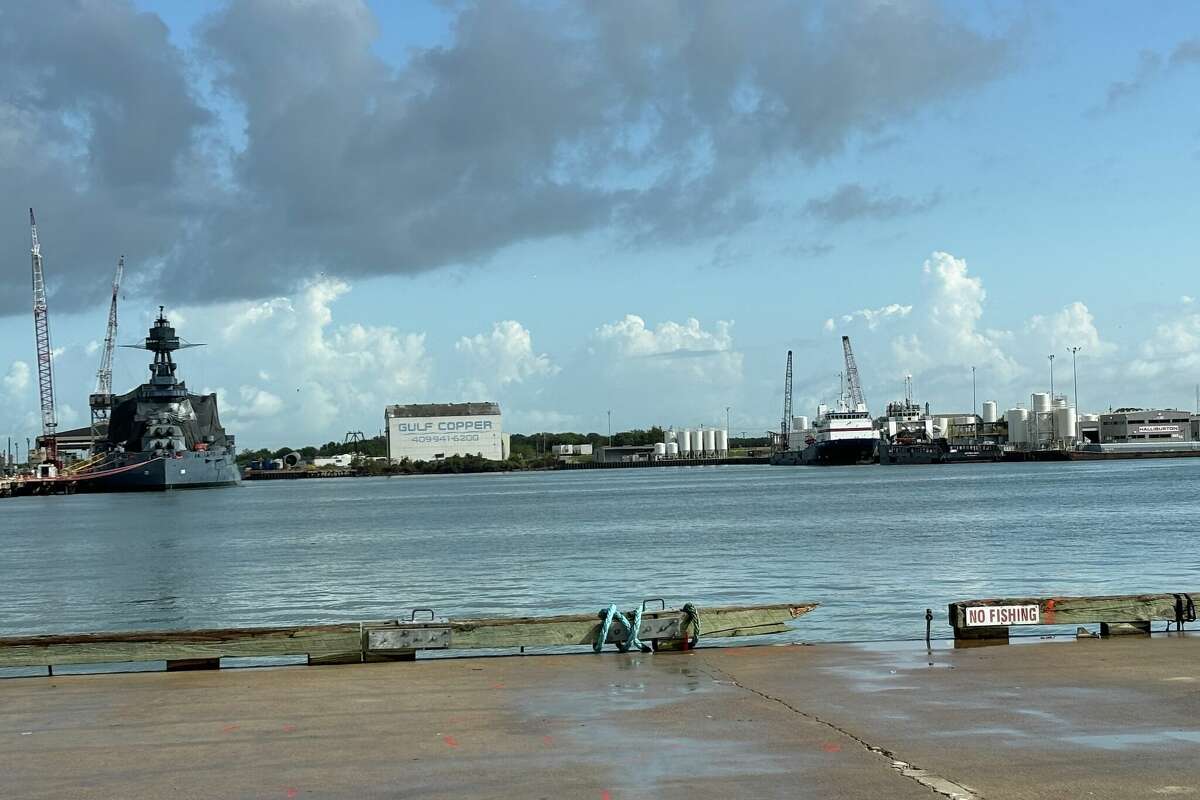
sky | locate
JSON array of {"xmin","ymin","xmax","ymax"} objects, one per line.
[{"xmin": 0, "ymin": 0, "xmax": 1198, "ymax": 450}]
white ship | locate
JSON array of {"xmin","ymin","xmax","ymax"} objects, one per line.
[{"xmin": 800, "ymin": 337, "xmax": 879, "ymax": 465}]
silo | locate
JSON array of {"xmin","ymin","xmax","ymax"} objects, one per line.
[
  {"xmin": 679, "ymin": 429, "xmax": 692, "ymax": 456},
  {"xmin": 982, "ymin": 401, "xmax": 998, "ymax": 424},
  {"xmin": 666, "ymin": 442, "xmax": 679, "ymax": 457},
  {"xmin": 691, "ymin": 429, "xmax": 704, "ymax": 454},
  {"xmin": 715, "ymin": 429, "xmax": 729, "ymax": 456},
  {"xmin": 1031, "ymin": 393, "xmax": 1051, "ymax": 414},
  {"xmin": 1006, "ymin": 408, "xmax": 1029, "ymax": 444},
  {"xmin": 1054, "ymin": 407, "xmax": 1078, "ymax": 443},
  {"xmin": 654, "ymin": 442, "xmax": 667, "ymax": 457},
  {"xmin": 1053, "ymin": 396, "xmax": 1067, "ymax": 409},
  {"xmin": 665, "ymin": 429, "xmax": 676, "ymax": 444},
  {"xmin": 703, "ymin": 429, "xmax": 716, "ymax": 455},
  {"xmin": 794, "ymin": 415, "xmax": 810, "ymax": 431}
]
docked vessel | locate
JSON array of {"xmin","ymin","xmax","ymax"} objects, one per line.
[
  {"xmin": 798, "ymin": 336, "xmax": 878, "ymax": 466},
  {"xmin": 72, "ymin": 309, "xmax": 240, "ymax": 491}
]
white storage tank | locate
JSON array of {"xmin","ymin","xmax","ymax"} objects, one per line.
[
  {"xmin": 1032, "ymin": 393, "xmax": 1051, "ymax": 414},
  {"xmin": 666, "ymin": 442, "xmax": 679, "ymax": 457},
  {"xmin": 665, "ymin": 429, "xmax": 677, "ymax": 444},
  {"xmin": 793, "ymin": 416, "xmax": 810, "ymax": 431},
  {"xmin": 1054, "ymin": 407, "xmax": 1078, "ymax": 442},
  {"xmin": 703, "ymin": 429, "xmax": 716, "ymax": 454},
  {"xmin": 654, "ymin": 442, "xmax": 667, "ymax": 457},
  {"xmin": 715, "ymin": 429, "xmax": 729, "ymax": 455},
  {"xmin": 1006, "ymin": 408, "xmax": 1029, "ymax": 444},
  {"xmin": 679, "ymin": 429, "xmax": 692, "ymax": 455},
  {"xmin": 691, "ymin": 429, "xmax": 704, "ymax": 454},
  {"xmin": 982, "ymin": 401, "xmax": 998, "ymax": 424}
]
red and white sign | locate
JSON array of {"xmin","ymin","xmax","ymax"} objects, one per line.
[{"xmin": 964, "ymin": 605, "xmax": 1040, "ymax": 627}]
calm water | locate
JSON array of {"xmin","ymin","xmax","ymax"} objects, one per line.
[{"xmin": 2, "ymin": 461, "xmax": 1198, "ymax": 642}]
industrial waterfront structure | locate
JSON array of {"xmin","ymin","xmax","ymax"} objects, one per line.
[{"xmin": 384, "ymin": 402, "xmax": 508, "ymax": 463}]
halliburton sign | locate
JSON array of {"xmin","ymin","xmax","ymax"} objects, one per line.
[{"xmin": 964, "ymin": 605, "xmax": 1040, "ymax": 627}]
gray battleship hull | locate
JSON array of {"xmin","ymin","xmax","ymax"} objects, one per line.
[{"xmin": 75, "ymin": 450, "xmax": 241, "ymax": 492}]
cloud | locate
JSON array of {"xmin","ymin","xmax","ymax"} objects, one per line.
[
  {"xmin": 0, "ymin": 0, "xmax": 1016, "ymax": 315},
  {"xmin": 828, "ymin": 303, "xmax": 913, "ymax": 331},
  {"xmin": 1095, "ymin": 38, "xmax": 1200, "ymax": 113},
  {"xmin": 456, "ymin": 320, "xmax": 558, "ymax": 394},
  {"xmin": 804, "ymin": 184, "xmax": 939, "ymax": 224},
  {"xmin": 1026, "ymin": 301, "xmax": 1115, "ymax": 356},
  {"xmin": 1130, "ymin": 310, "xmax": 1200, "ymax": 379},
  {"xmin": 2, "ymin": 360, "xmax": 30, "ymax": 396},
  {"xmin": 593, "ymin": 314, "xmax": 742, "ymax": 383}
]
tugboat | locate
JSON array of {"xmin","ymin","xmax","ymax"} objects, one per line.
[
  {"xmin": 73, "ymin": 308, "xmax": 240, "ymax": 491},
  {"xmin": 799, "ymin": 336, "xmax": 878, "ymax": 465}
]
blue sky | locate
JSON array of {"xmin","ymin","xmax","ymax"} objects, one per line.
[{"xmin": 1, "ymin": 1, "xmax": 1198, "ymax": 449}]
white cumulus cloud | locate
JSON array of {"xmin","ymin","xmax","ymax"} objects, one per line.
[
  {"xmin": 1027, "ymin": 301, "xmax": 1115, "ymax": 356},
  {"xmin": 3, "ymin": 360, "xmax": 30, "ymax": 396},
  {"xmin": 830, "ymin": 303, "xmax": 913, "ymax": 331},
  {"xmin": 593, "ymin": 314, "xmax": 743, "ymax": 383},
  {"xmin": 456, "ymin": 320, "xmax": 557, "ymax": 392}
]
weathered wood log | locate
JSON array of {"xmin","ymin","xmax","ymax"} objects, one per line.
[
  {"xmin": 949, "ymin": 592, "xmax": 1197, "ymax": 637},
  {"xmin": 0, "ymin": 603, "xmax": 817, "ymax": 670}
]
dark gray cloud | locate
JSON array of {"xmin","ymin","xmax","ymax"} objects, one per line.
[
  {"xmin": 1, "ymin": 0, "xmax": 1015, "ymax": 315},
  {"xmin": 804, "ymin": 184, "xmax": 940, "ymax": 224}
]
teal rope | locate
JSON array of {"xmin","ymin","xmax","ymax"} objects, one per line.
[
  {"xmin": 682, "ymin": 602, "xmax": 701, "ymax": 647},
  {"xmin": 593, "ymin": 604, "xmax": 651, "ymax": 653}
]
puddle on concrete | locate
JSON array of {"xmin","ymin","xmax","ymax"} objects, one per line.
[{"xmin": 1063, "ymin": 730, "xmax": 1200, "ymax": 750}]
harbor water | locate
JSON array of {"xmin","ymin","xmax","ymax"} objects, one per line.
[{"xmin": 2, "ymin": 460, "xmax": 1197, "ymax": 643}]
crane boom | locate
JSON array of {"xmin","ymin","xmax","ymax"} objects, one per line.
[
  {"xmin": 779, "ymin": 350, "xmax": 793, "ymax": 451},
  {"xmin": 90, "ymin": 255, "xmax": 124, "ymax": 448},
  {"xmin": 841, "ymin": 335, "xmax": 866, "ymax": 412},
  {"xmin": 30, "ymin": 208, "xmax": 58, "ymax": 466}
]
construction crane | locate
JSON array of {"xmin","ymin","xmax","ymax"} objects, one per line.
[
  {"xmin": 841, "ymin": 335, "xmax": 866, "ymax": 412},
  {"xmin": 779, "ymin": 350, "xmax": 793, "ymax": 452},
  {"xmin": 29, "ymin": 208, "xmax": 58, "ymax": 475},
  {"xmin": 89, "ymin": 256, "xmax": 125, "ymax": 449}
]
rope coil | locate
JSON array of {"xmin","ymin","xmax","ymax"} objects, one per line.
[{"xmin": 593, "ymin": 604, "xmax": 651, "ymax": 653}]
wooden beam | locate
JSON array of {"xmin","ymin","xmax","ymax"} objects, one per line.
[
  {"xmin": 949, "ymin": 592, "xmax": 1197, "ymax": 632},
  {"xmin": 0, "ymin": 603, "xmax": 818, "ymax": 671},
  {"xmin": 0, "ymin": 624, "xmax": 362, "ymax": 669}
]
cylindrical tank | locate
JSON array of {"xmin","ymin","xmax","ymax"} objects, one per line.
[
  {"xmin": 715, "ymin": 429, "xmax": 729, "ymax": 455},
  {"xmin": 1031, "ymin": 393, "xmax": 1051, "ymax": 414},
  {"xmin": 1054, "ymin": 407, "xmax": 1077, "ymax": 442},
  {"xmin": 794, "ymin": 415, "xmax": 810, "ymax": 431},
  {"xmin": 1006, "ymin": 408, "xmax": 1029, "ymax": 444},
  {"xmin": 691, "ymin": 429, "xmax": 704, "ymax": 454},
  {"xmin": 982, "ymin": 401, "xmax": 998, "ymax": 424},
  {"xmin": 665, "ymin": 429, "xmax": 676, "ymax": 444},
  {"xmin": 679, "ymin": 429, "xmax": 692, "ymax": 455},
  {"xmin": 1053, "ymin": 395, "xmax": 1068, "ymax": 409},
  {"xmin": 703, "ymin": 429, "xmax": 716, "ymax": 454},
  {"xmin": 666, "ymin": 442, "xmax": 679, "ymax": 457},
  {"xmin": 283, "ymin": 451, "xmax": 302, "ymax": 468},
  {"xmin": 654, "ymin": 442, "xmax": 667, "ymax": 457}
]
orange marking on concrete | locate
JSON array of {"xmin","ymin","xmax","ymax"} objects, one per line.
[
  {"xmin": 285, "ymin": 788, "xmax": 298, "ymax": 798},
  {"xmin": 443, "ymin": 735, "xmax": 458, "ymax": 748},
  {"xmin": 821, "ymin": 742, "xmax": 842, "ymax": 753},
  {"xmin": 221, "ymin": 724, "xmax": 240, "ymax": 733},
  {"xmin": 542, "ymin": 735, "xmax": 554, "ymax": 747},
  {"xmin": 600, "ymin": 791, "xmax": 612, "ymax": 800},
  {"xmin": 282, "ymin": 724, "xmax": 297, "ymax": 733}
]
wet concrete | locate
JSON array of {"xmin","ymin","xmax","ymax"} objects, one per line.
[{"xmin": 2, "ymin": 635, "xmax": 1198, "ymax": 799}]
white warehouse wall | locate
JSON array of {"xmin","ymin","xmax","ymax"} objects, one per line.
[{"xmin": 386, "ymin": 409, "xmax": 504, "ymax": 462}]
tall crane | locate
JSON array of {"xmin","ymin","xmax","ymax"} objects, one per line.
[
  {"xmin": 29, "ymin": 208, "xmax": 58, "ymax": 472},
  {"xmin": 89, "ymin": 255, "xmax": 124, "ymax": 448},
  {"xmin": 779, "ymin": 350, "xmax": 793, "ymax": 451},
  {"xmin": 841, "ymin": 335, "xmax": 866, "ymax": 412}
]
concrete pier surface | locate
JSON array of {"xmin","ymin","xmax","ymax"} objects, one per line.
[{"xmin": 3, "ymin": 635, "xmax": 1199, "ymax": 799}]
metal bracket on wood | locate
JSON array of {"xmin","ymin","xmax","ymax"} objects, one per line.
[
  {"xmin": 604, "ymin": 613, "xmax": 682, "ymax": 644},
  {"xmin": 367, "ymin": 626, "xmax": 451, "ymax": 651}
]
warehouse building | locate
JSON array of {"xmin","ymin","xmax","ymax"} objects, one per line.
[
  {"xmin": 385, "ymin": 402, "xmax": 509, "ymax": 463},
  {"xmin": 1099, "ymin": 409, "xmax": 1195, "ymax": 443}
]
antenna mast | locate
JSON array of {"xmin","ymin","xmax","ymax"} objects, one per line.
[
  {"xmin": 30, "ymin": 209, "xmax": 58, "ymax": 467},
  {"xmin": 841, "ymin": 335, "xmax": 866, "ymax": 411},
  {"xmin": 90, "ymin": 255, "xmax": 125, "ymax": 449},
  {"xmin": 779, "ymin": 350, "xmax": 793, "ymax": 451}
]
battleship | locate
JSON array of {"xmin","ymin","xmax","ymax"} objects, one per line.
[{"xmin": 71, "ymin": 309, "xmax": 240, "ymax": 491}]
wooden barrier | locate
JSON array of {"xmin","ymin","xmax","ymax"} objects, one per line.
[
  {"xmin": 0, "ymin": 602, "xmax": 817, "ymax": 673},
  {"xmin": 948, "ymin": 592, "xmax": 1197, "ymax": 643}
]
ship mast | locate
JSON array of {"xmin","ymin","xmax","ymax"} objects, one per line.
[{"xmin": 30, "ymin": 209, "xmax": 58, "ymax": 467}]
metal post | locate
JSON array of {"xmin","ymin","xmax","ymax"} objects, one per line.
[
  {"xmin": 1048, "ymin": 354, "xmax": 1055, "ymax": 398},
  {"xmin": 607, "ymin": 410, "xmax": 612, "ymax": 446},
  {"xmin": 725, "ymin": 406, "xmax": 731, "ymax": 436},
  {"xmin": 1068, "ymin": 346, "xmax": 1081, "ymax": 411},
  {"xmin": 971, "ymin": 366, "xmax": 977, "ymax": 442}
]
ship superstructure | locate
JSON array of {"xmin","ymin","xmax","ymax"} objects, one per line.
[{"xmin": 800, "ymin": 337, "xmax": 879, "ymax": 465}]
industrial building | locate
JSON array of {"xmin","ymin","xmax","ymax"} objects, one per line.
[
  {"xmin": 1099, "ymin": 409, "xmax": 1195, "ymax": 443},
  {"xmin": 384, "ymin": 402, "xmax": 509, "ymax": 463}
]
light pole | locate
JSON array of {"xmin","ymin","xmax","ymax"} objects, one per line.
[
  {"xmin": 1048, "ymin": 354, "xmax": 1055, "ymax": 398},
  {"xmin": 971, "ymin": 366, "xmax": 977, "ymax": 441},
  {"xmin": 607, "ymin": 410, "xmax": 612, "ymax": 446},
  {"xmin": 725, "ymin": 406, "xmax": 731, "ymax": 435},
  {"xmin": 1068, "ymin": 346, "xmax": 1081, "ymax": 410}
]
